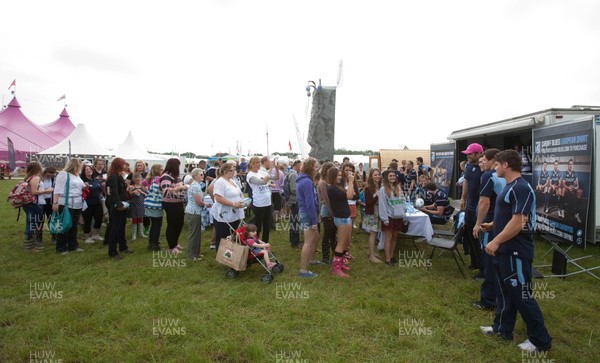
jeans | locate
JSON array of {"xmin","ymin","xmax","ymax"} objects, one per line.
[
  {"xmin": 107, "ymin": 207, "xmax": 128, "ymax": 256},
  {"xmin": 24, "ymin": 203, "xmax": 44, "ymax": 238},
  {"xmin": 82, "ymin": 202, "xmax": 103, "ymax": 234},
  {"xmin": 214, "ymin": 220, "xmax": 240, "ymax": 250},
  {"xmin": 148, "ymin": 216, "xmax": 163, "ymax": 249},
  {"xmin": 56, "ymin": 207, "xmax": 81, "ymax": 253},
  {"xmin": 289, "ymin": 203, "xmax": 300, "ymax": 247},
  {"xmin": 321, "ymin": 217, "xmax": 337, "ymax": 262},
  {"xmin": 253, "ymin": 205, "xmax": 271, "ymax": 243}
]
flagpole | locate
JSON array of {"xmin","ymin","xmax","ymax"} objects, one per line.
[{"xmin": 266, "ymin": 122, "xmax": 270, "ymax": 157}]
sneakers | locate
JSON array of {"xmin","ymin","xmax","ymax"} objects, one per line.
[
  {"xmin": 472, "ymin": 302, "xmax": 495, "ymax": 311},
  {"xmin": 480, "ymin": 326, "xmax": 496, "ymax": 336},
  {"xmin": 75, "ymin": 248, "xmax": 84, "ymax": 252},
  {"xmin": 518, "ymin": 339, "xmax": 550, "ymax": 352},
  {"xmin": 298, "ymin": 270, "xmax": 318, "ymax": 278},
  {"xmin": 85, "ymin": 237, "xmax": 95, "ymax": 244},
  {"xmin": 210, "ymin": 243, "xmax": 216, "ymax": 250},
  {"xmin": 92, "ymin": 234, "xmax": 103, "ymax": 241}
]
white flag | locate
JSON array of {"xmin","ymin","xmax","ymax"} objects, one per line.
[{"xmin": 57, "ymin": 94, "xmax": 66, "ymax": 101}]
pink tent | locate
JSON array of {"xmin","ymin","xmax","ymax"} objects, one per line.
[
  {"xmin": 0, "ymin": 97, "xmax": 72, "ymax": 163},
  {"xmin": 40, "ymin": 107, "xmax": 76, "ymax": 141}
]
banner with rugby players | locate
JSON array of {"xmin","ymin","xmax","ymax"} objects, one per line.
[
  {"xmin": 532, "ymin": 119, "xmax": 593, "ymax": 248},
  {"xmin": 430, "ymin": 143, "xmax": 455, "ymax": 197}
]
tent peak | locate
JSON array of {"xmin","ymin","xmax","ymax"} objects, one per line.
[
  {"xmin": 7, "ymin": 97, "xmax": 21, "ymax": 108},
  {"xmin": 60, "ymin": 108, "xmax": 69, "ymax": 117}
]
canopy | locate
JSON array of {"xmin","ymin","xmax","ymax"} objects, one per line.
[
  {"xmin": 39, "ymin": 107, "xmax": 76, "ymax": 141},
  {"xmin": 0, "ymin": 97, "xmax": 63, "ymax": 159},
  {"xmin": 38, "ymin": 124, "xmax": 112, "ymax": 156},
  {"xmin": 113, "ymin": 131, "xmax": 164, "ymax": 164}
]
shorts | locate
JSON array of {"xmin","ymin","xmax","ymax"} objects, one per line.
[
  {"xmin": 381, "ymin": 217, "xmax": 406, "ymax": 232},
  {"xmin": 252, "ymin": 247, "xmax": 265, "ymax": 255},
  {"xmin": 272, "ymin": 192, "xmax": 282, "ymax": 211},
  {"xmin": 348, "ymin": 204, "xmax": 357, "ymax": 218},
  {"xmin": 333, "ymin": 217, "xmax": 351, "ymax": 227},
  {"xmin": 298, "ymin": 212, "xmax": 313, "ymax": 230}
]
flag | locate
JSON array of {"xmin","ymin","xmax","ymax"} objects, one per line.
[
  {"xmin": 288, "ymin": 140, "xmax": 292, "ymax": 151},
  {"xmin": 57, "ymin": 94, "xmax": 66, "ymax": 101},
  {"xmin": 8, "ymin": 79, "xmax": 15, "ymax": 90},
  {"xmin": 7, "ymin": 137, "xmax": 15, "ymax": 170}
]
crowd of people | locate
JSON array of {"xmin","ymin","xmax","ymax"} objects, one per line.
[{"xmin": 16, "ymin": 147, "xmax": 551, "ymax": 352}]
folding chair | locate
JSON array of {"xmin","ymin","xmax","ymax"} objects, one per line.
[
  {"xmin": 427, "ymin": 225, "xmax": 467, "ymax": 278},
  {"xmin": 534, "ymin": 239, "xmax": 600, "ymax": 281}
]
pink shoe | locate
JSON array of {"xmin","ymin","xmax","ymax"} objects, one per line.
[
  {"xmin": 341, "ymin": 264, "xmax": 351, "ymax": 271},
  {"xmin": 344, "ymin": 251, "xmax": 354, "ymax": 259},
  {"xmin": 176, "ymin": 245, "xmax": 184, "ymax": 250},
  {"xmin": 267, "ymin": 262, "xmax": 276, "ymax": 270},
  {"xmin": 170, "ymin": 248, "xmax": 180, "ymax": 254},
  {"xmin": 332, "ymin": 256, "xmax": 350, "ymax": 278}
]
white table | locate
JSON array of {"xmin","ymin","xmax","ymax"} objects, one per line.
[
  {"xmin": 403, "ymin": 211, "xmax": 434, "ymax": 241},
  {"xmin": 376, "ymin": 211, "xmax": 435, "ymax": 250}
]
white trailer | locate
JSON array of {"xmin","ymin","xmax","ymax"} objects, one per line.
[{"xmin": 443, "ymin": 106, "xmax": 600, "ymax": 246}]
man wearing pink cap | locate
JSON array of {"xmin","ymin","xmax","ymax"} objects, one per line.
[{"xmin": 460, "ymin": 143, "xmax": 484, "ymax": 274}]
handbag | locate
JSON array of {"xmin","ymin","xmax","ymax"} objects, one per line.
[
  {"xmin": 215, "ymin": 237, "xmax": 249, "ymax": 271},
  {"xmin": 144, "ymin": 179, "xmax": 163, "ymax": 210},
  {"xmin": 49, "ymin": 173, "xmax": 73, "ymax": 234}
]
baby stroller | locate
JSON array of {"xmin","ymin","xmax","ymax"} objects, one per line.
[{"xmin": 223, "ymin": 221, "xmax": 284, "ymax": 284}]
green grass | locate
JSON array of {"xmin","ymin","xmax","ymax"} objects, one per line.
[{"xmin": 1, "ymin": 178, "xmax": 599, "ymax": 362}]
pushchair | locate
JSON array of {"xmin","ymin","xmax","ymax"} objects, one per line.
[{"xmin": 222, "ymin": 221, "xmax": 284, "ymax": 284}]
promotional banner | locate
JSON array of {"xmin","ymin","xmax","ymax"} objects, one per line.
[
  {"xmin": 430, "ymin": 143, "xmax": 455, "ymax": 196},
  {"xmin": 533, "ymin": 119, "xmax": 593, "ymax": 248},
  {"xmin": 7, "ymin": 137, "xmax": 15, "ymax": 170}
]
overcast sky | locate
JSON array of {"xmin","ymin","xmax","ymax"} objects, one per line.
[{"xmin": 2, "ymin": 0, "xmax": 599, "ymax": 156}]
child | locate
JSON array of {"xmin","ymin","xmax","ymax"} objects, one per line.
[
  {"xmin": 244, "ymin": 224, "xmax": 276, "ymax": 269},
  {"xmin": 358, "ymin": 181, "xmax": 368, "ymax": 230},
  {"xmin": 128, "ymin": 173, "xmax": 148, "ymax": 240}
]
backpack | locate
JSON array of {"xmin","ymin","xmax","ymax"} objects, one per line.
[
  {"xmin": 8, "ymin": 177, "xmax": 35, "ymax": 208},
  {"xmin": 282, "ymin": 172, "xmax": 293, "ymax": 201}
]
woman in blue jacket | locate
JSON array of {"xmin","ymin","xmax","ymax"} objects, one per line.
[{"xmin": 296, "ymin": 157, "xmax": 320, "ymax": 278}]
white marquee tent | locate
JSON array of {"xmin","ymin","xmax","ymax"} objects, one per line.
[
  {"xmin": 112, "ymin": 131, "xmax": 165, "ymax": 166},
  {"xmin": 38, "ymin": 124, "xmax": 112, "ymax": 157}
]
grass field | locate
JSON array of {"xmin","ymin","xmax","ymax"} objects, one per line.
[{"xmin": 1, "ymin": 178, "xmax": 599, "ymax": 363}]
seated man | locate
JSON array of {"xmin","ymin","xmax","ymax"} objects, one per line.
[
  {"xmin": 413, "ymin": 174, "xmax": 430, "ymax": 204},
  {"xmin": 419, "ymin": 182, "xmax": 453, "ymax": 225}
]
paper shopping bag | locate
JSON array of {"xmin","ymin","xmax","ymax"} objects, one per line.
[{"xmin": 216, "ymin": 238, "xmax": 249, "ymax": 271}]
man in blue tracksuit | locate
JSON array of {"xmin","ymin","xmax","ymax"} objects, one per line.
[
  {"xmin": 460, "ymin": 143, "xmax": 484, "ymax": 271},
  {"xmin": 472, "ymin": 148, "xmax": 505, "ymax": 310},
  {"xmin": 480, "ymin": 150, "xmax": 552, "ymax": 353}
]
